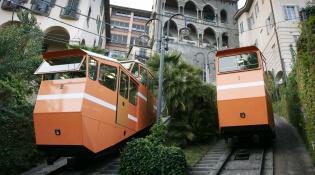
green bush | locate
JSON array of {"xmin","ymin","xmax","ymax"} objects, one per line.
[
  {"xmin": 0, "ymin": 10, "xmax": 44, "ymax": 174},
  {"xmin": 0, "ymin": 105, "xmax": 44, "ymax": 175},
  {"xmin": 146, "ymin": 53, "xmax": 218, "ymax": 147},
  {"xmin": 273, "ymin": 5, "xmax": 315, "ymax": 164},
  {"xmin": 118, "ymin": 119, "xmax": 188, "ymax": 175}
]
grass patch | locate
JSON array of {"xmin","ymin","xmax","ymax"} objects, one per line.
[{"xmin": 181, "ymin": 137, "xmax": 215, "ymax": 166}]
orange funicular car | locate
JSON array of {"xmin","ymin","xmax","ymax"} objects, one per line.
[
  {"xmin": 33, "ymin": 49, "xmax": 157, "ymax": 164},
  {"xmin": 215, "ymin": 46, "xmax": 275, "ymax": 143}
]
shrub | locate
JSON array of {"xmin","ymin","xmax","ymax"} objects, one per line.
[
  {"xmin": 118, "ymin": 119, "xmax": 188, "ymax": 175},
  {"xmin": 0, "ymin": 105, "xmax": 44, "ymax": 175}
]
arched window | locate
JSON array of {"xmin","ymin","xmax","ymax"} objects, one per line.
[{"xmin": 220, "ymin": 10, "xmax": 227, "ymax": 23}]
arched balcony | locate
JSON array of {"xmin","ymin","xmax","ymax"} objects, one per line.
[
  {"xmin": 203, "ymin": 27, "xmax": 216, "ymax": 49},
  {"xmin": 164, "ymin": 0, "xmax": 178, "ymax": 17},
  {"xmin": 183, "ymin": 24, "xmax": 198, "ymax": 47},
  {"xmin": 44, "ymin": 26, "xmax": 70, "ymax": 52},
  {"xmin": 203, "ymin": 5, "xmax": 215, "ymax": 24},
  {"xmin": 163, "ymin": 20, "xmax": 178, "ymax": 43},
  {"xmin": 184, "ymin": 1, "xmax": 197, "ymax": 22}
]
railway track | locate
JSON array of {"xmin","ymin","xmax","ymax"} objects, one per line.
[
  {"xmin": 22, "ymin": 151, "xmax": 120, "ymax": 175},
  {"xmin": 188, "ymin": 139, "xmax": 273, "ymax": 175}
]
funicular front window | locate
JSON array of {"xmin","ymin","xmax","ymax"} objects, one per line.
[
  {"xmin": 121, "ymin": 61, "xmax": 133, "ymax": 71},
  {"xmin": 39, "ymin": 56, "xmax": 87, "ymax": 80},
  {"xmin": 218, "ymin": 52, "xmax": 259, "ymax": 72}
]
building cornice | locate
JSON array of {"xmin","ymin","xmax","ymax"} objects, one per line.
[{"xmin": 234, "ymin": 0, "xmax": 254, "ymax": 20}]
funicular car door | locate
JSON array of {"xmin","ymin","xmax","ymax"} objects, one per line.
[{"xmin": 116, "ymin": 69, "xmax": 129, "ymax": 128}]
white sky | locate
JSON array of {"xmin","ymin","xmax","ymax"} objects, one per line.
[{"xmin": 110, "ymin": 0, "xmax": 247, "ymax": 11}]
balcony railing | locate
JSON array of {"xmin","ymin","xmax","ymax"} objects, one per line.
[
  {"xmin": 203, "ymin": 19, "xmax": 216, "ymax": 25},
  {"xmin": 164, "ymin": 11, "xmax": 216, "ymax": 25},
  {"xmin": 60, "ymin": 6, "xmax": 81, "ymax": 20},
  {"xmin": 185, "ymin": 15, "xmax": 198, "ymax": 22},
  {"xmin": 30, "ymin": 0, "xmax": 51, "ymax": 16},
  {"xmin": 1, "ymin": 0, "xmax": 25, "ymax": 10},
  {"xmin": 130, "ymin": 38, "xmax": 153, "ymax": 48},
  {"xmin": 135, "ymin": 51, "xmax": 152, "ymax": 59},
  {"xmin": 183, "ymin": 39, "xmax": 198, "ymax": 47}
]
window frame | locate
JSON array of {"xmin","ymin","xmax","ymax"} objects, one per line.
[
  {"xmin": 218, "ymin": 52, "xmax": 260, "ymax": 73},
  {"xmin": 283, "ymin": 5, "xmax": 298, "ymax": 20}
]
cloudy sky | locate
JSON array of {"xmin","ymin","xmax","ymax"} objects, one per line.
[{"xmin": 110, "ymin": 0, "xmax": 247, "ymax": 11}]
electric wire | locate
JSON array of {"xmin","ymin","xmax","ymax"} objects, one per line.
[{"xmin": 8, "ymin": 1, "xmax": 298, "ymax": 58}]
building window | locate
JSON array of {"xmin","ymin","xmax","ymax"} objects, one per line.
[
  {"xmin": 116, "ymin": 11, "xmax": 130, "ymax": 17},
  {"xmin": 101, "ymin": 15, "xmax": 106, "ymax": 34},
  {"xmin": 30, "ymin": 0, "xmax": 55, "ymax": 15},
  {"xmin": 134, "ymin": 13, "xmax": 150, "ymax": 20},
  {"xmin": 111, "ymin": 34, "xmax": 127, "ymax": 44},
  {"xmin": 247, "ymin": 13, "xmax": 254, "ymax": 30},
  {"xmin": 283, "ymin": 5, "xmax": 297, "ymax": 20},
  {"xmin": 111, "ymin": 20, "xmax": 129, "ymax": 29},
  {"xmin": 98, "ymin": 36, "xmax": 103, "ymax": 46},
  {"xmin": 100, "ymin": 0, "xmax": 104, "ymax": 14},
  {"xmin": 87, "ymin": 6, "xmax": 91, "ymax": 25},
  {"xmin": 255, "ymin": 2, "xmax": 259, "ymax": 18},
  {"xmin": 132, "ymin": 24, "xmax": 148, "ymax": 32},
  {"xmin": 109, "ymin": 50, "xmax": 126, "ymax": 58},
  {"xmin": 60, "ymin": 0, "xmax": 81, "ymax": 20},
  {"xmin": 262, "ymin": 0, "xmax": 264, "ymax": 4},
  {"xmin": 1, "ymin": 0, "xmax": 27, "ymax": 10},
  {"xmin": 139, "ymin": 48, "xmax": 147, "ymax": 57},
  {"xmin": 220, "ymin": 10, "xmax": 227, "ymax": 23},
  {"xmin": 266, "ymin": 13, "xmax": 274, "ymax": 35},
  {"xmin": 240, "ymin": 21, "xmax": 244, "ymax": 33}
]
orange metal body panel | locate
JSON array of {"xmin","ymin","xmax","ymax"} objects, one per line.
[
  {"xmin": 137, "ymin": 85, "xmax": 152, "ymax": 130},
  {"xmin": 218, "ymin": 97, "xmax": 268, "ymax": 128},
  {"xmin": 127, "ymin": 103, "xmax": 138, "ymax": 131},
  {"xmin": 34, "ymin": 113, "xmax": 82, "ymax": 145}
]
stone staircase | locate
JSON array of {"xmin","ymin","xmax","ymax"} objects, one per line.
[
  {"xmin": 98, "ymin": 159, "xmax": 120, "ymax": 175},
  {"xmin": 187, "ymin": 139, "xmax": 230, "ymax": 175}
]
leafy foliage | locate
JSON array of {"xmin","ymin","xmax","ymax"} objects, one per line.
[
  {"xmin": 273, "ymin": 5, "xmax": 315, "ymax": 164},
  {"xmin": 0, "ymin": 10, "xmax": 44, "ymax": 174},
  {"xmin": 0, "ymin": 105, "xmax": 44, "ymax": 175},
  {"xmin": 67, "ymin": 44, "xmax": 108, "ymax": 55},
  {"xmin": 146, "ymin": 52, "xmax": 218, "ymax": 146},
  {"xmin": 119, "ymin": 119, "xmax": 188, "ymax": 175}
]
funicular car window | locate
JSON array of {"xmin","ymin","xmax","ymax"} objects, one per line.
[
  {"xmin": 88, "ymin": 57, "xmax": 98, "ymax": 81},
  {"xmin": 99, "ymin": 64, "xmax": 117, "ymax": 91},
  {"xmin": 40, "ymin": 56, "xmax": 87, "ymax": 80},
  {"xmin": 218, "ymin": 52, "xmax": 259, "ymax": 72},
  {"xmin": 129, "ymin": 80, "xmax": 138, "ymax": 106},
  {"xmin": 36, "ymin": 56, "xmax": 84, "ymax": 74},
  {"xmin": 131, "ymin": 63, "xmax": 139, "ymax": 78},
  {"xmin": 121, "ymin": 61, "xmax": 133, "ymax": 71},
  {"xmin": 139, "ymin": 66, "xmax": 147, "ymax": 86},
  {"xmin": 120, "ymin": 71, "xmax": 129, "ymax": 99}
]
